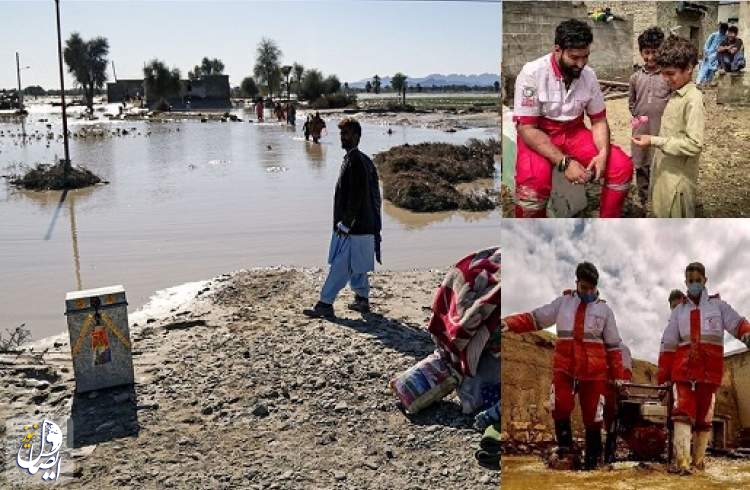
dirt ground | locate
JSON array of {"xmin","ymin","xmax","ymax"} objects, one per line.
[
  {"xmin": 0, "ymin": 268, "xmax": 499, "ymax": 489},
  {"xmin": 501, "ymin": 89, "xmax": 750, "ymax": 217},
  {"xmin": 503, "ymin": 455, "xmax": 750, "ymax": 490}
]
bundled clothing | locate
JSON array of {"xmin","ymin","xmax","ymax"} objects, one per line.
[
  {"xmin": 650, "ymin": 82, "xmax": 705, "ymax": 218},
  {"xmin": 629, "ymin": 68, "xmax": 671, "ymax": 205},
  {"xmin": 428, "ymin": 248, "xmax": 501, "ymax": 378}
]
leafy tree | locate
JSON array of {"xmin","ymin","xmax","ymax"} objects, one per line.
[
  {"xmin": 201, "ymin": 57, "xmax": 225, "ymax": 75},
  {"xmin": 299, "ymin": 69, "xmax": 324, "ymax": 101},
  {"xmin": 63, "ymin": 32, "xmax": 109, "ymax": 113},
  {"xmin": 254, "ymin": 38, "xmax": 282, "ymax": 97},
  {"xmin": 416, "ymin": 83, "xmax": 422, "ymax": 93},
  {"xmin": 391, "ymin": 72, "xmax": 407, "ymax": 104},
  {"xmin": 143, "ymin": 59, "xmax": 181, "ymax": 108},
  {"xmin": 323, "ymin": 75, "xmax": 341, "ymax": 95},
  {"xmin": 240, "ymin": 77, "xmax": 259, "ymax": 99},
  {"xmin": 494, "ymin": 81, "xmax": 500, "ymax": 93},
  {"xmin": 343, "ymin": 82, "xmax": 349, "ymax": 93},
  {"xmin": 365, "ymin": 80, "xmax": 372, "ymax": 93},
  {"xmin": 372, "ymin": 74, "xmax": 381, "ymax": 94},
  {"xmin": 188, "ymin": 65, "xmax": 202, "ymax": 80},
  {"xmin": 292, "ymin": 62, "xmax": 304, "ymax": 95}
]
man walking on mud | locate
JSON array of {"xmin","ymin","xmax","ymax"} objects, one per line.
[
  {"xmin": 658, "ymin": 262, "xmax": 750, "ymax": 474},
  {"xmin": 502, "ymin": 262, "xmax": 628, "ymax": 470},
  {"xmin": 303, "ymin": 118, "xmax": 382, "ymax": 319},
  {"xmin": 512, "ymin": 19, "xmax": 633, "ymax": 217}
]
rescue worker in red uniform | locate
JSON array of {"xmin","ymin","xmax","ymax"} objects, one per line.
[
  {"xmin": 658, "ymin": 262, "xmax": 750, "ymax": 474},
  {"xmin": 502, "ymin": 262, "xmax": 627, "ymax": 470},
  {"xmin": 512, "ymin": 19, "xmax": 634, "ymax": 218}
]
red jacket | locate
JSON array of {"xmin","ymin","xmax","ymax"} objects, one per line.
[
  {"xmin": 503, "ymin": 290, "xmax": 626, "ymax": 381},
  {"xmin": 658, "ymin": 292, "xmax": 750, "ymax": 386}
]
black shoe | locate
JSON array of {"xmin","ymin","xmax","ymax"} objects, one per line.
[
  {"xmin": 347, "ymin": 295, "xmax": 370, "ymax": 313},
  {"xmin": 555, "ymin": 419, "xmax": 574, "ymax": 451},
  {"xmin": 583, "ymin": 428, "xmax": 603, "ymax": 471},
  {"xmin": 302, "ymin": 301, "xmax": 334, "ymax": 319},
  {"xmin": 604, "ymin": 430, "xmax": 617, "ymax": 463}
]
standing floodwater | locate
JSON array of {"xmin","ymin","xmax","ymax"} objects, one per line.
[{"xmin": 0, "ymin": 110, "xmax": 499, "ymax": 339}]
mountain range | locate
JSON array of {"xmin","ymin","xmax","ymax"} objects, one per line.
[{"xmin": 347, "ymin": 73, "xmax": 499, "ymax": 89}]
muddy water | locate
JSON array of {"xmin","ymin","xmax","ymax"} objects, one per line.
[
  {"xmin": 0, "ymin": 109, "xmax": 499, "ymax": 339},
  {"xmin": 502, "ymin": 455, "xmax": 750, "ymax": 489}
]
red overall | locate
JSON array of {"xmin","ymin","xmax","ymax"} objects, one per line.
[{"xmin": 514, "ymin": 116, "xmax": 634, "ymax": 218}]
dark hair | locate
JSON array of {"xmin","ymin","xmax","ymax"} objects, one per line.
[
  {"xmin": 576, "ymin": 261, "xmax": 599, "ymax": 286},
  {"xmin": 338, "ymin": 117, "xmax": 361, "ymax": 138},
  {"xmin": 555, "ymin": 19, "xmax": 593, "ymax": 50},
  {"xmin": 685, "ymin": 262, "xmax": 706, "ymax": 277},
  {"xmin": 720, "ymin": 22, "xmax": 729, "ymax": 34},
  {"xmin": 655, "ymin": 35, "xmax": 698, "ymax": 69},
  {"xmin": 638, "ymin": 26, "xmax": 665, "ymax": 51},
  {"xmin": 728, "ymin": 25, "xmax": 739, "ymax": 35},
  {"xmin": 668, "ymin": 289, "xmax": 685, "ymax": 304}
]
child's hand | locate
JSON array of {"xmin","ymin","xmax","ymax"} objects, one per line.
[{"xmin": 632, "ymin": 135, "xmax": 653, "ymax": 147}]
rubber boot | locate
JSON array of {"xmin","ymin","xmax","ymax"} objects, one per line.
[
  {"xmin": 670, "ymin": 422, "xmax": 693, "ymax": 475},
  {"xmin": 692, "ymin": 430, "xmax": 711, "ymax": 471},
  {"xmin": 604, "ymin": 430, "xmax": 617, "ymax": 463},
  {"xmin": 583, "ymin": 428, "xmax": 602, "ymax": 471},
  {"xmin": 554, "ymin": 419, "xmax": 573, "ymax": 453}
]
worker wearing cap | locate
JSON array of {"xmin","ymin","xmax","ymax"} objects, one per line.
[
  {"xmin": 502, "ymin": 261, "xmax": 627, "ymax": 470},
  {"xmin": 658, "ymin": 262, "xmax": 750, "ymax": 474},
  {"xmin": 512, "ymin": 19, "xmax": 633, "ymax": 218}
]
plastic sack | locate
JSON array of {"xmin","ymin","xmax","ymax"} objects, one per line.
[{"xmin": 458, "ymin": 350, "xmax": 500, "ymax": 414}]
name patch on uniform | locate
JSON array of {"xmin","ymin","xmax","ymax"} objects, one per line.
[{"xmin": 521, "ymin": 86, "xmax": 536, "ymax": 107}]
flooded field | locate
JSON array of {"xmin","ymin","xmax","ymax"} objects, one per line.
[
  {"xmin": 0, "ymin": 107, "xmax": 499, "ymax": 340},
  {"xmin": 502, "ymin": 455, "xmax": 750, "ymax": 490}
]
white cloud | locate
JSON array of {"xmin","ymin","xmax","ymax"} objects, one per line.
[{"xmin": 501, "ymin": 219, "xmax": 749, "ymax": 363}]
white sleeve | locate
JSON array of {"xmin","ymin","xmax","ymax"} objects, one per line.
[
  {"xmin": 531, "ymin": 296, "xmax": 564, "ymax": 329},
  {"xmin": 513, "ymin": 66, "xmax": 542, "ymax": 120}
]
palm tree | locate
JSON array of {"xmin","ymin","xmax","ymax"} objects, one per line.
[
  {"xmin": 281, "ymin": 65, "xmax": 292, "ymax": 101},
  {"xmin": 372, "ymin": 74, "xmax": 381, "ymax": 94},
  {"xmin": 63, "ymin": 32, "xmax": 109, "ymax": 114},
  {"xmin": 254, "ymin": 38, "xmax": 282, "ymax": 97},
  {"xmin": 293, "ymin": 62, "xmax": 304, "ymax": 96}
]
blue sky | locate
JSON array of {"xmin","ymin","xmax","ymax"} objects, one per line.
[{"xmin": 0, "ymin": 0, "xmax": 500, "ymax": 90}]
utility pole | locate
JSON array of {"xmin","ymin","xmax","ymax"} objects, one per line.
[
  {"xmin": 16, "ymin": 52, "xmax": 23, "ymax": 111},
  {"xmin": 55, "ymin": 0, "xmax": 71, "ymax": 176},
  {"xmin": 112, "ymin": 60, "xmax": 117, "ymax": 82}
]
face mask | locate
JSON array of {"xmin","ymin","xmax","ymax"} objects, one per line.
[
  {"xmin": 579, "ymin": 291, "xmax": 597, "ymax": 304},
  {"xmin": 687, "ymin": 282, "xmax": 704, "ymax": 296}
]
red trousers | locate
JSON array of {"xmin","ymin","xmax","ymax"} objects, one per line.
[
  {"xmin": 515, "ymin": 119, "xmax": 633, "ymax": 218},
  {"xmin": 671, "ymin": 382, "xmax": 716, "ymax": 432},
  {"xmin": 551, "ymin": 372, "xmax": 607, "ymax": 429}
]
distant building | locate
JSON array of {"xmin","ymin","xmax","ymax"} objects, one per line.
[
  {"xmin": 719, "ymin": 1, "xmax": 740, "ymax": 25},
  {"xmin": 107, "ymin": 74, "xmax": 231, "ymax": 111},
  {"xmin": 107, "ymin": 79, "xmax": 144, "ymax": 104}
]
